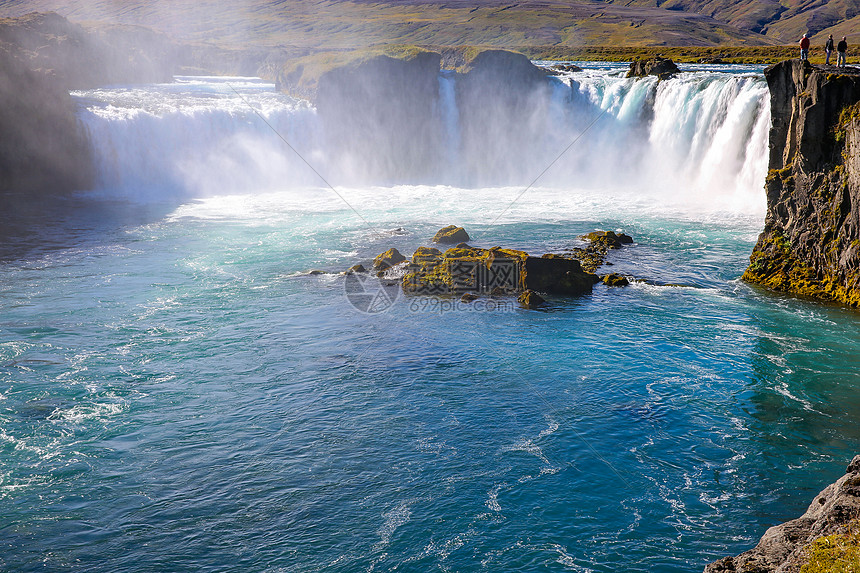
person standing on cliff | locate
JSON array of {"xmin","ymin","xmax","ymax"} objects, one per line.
[
  {"xmin": 826, "ymin": 34, "xmax": 835, "ymax": 65},
  {"xmin": 838, "ymin": 36, "xmax": 848, "ymax": 67},
  {"xmin": 800, "ymin": 33, "xmax": 811, "ymax": 60}
]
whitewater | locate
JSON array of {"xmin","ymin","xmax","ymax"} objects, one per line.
[{"xmin": 2, "ymin": 63, "xmax": 860, "ymax": 573}]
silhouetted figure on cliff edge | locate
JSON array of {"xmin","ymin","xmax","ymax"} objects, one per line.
[
  {"xmin": 826, "ymin": 34, "xmax": 835, "ymax": 65},
  {"xmin": 838, "ymin": 37, "xmax": 848, "ymax": 67},
  {"xmin": 800, "ymin": 34, "xmax": 810, "ymax": 60}
]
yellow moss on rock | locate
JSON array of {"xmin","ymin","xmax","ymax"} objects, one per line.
[{"xmin": 801, "ymin": 520, "xmax": 860, "ymax": 573}]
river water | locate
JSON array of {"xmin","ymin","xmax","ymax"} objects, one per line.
[{"xmin": 1, "ymin": 64, "xmax": 859, "ymax": 572}]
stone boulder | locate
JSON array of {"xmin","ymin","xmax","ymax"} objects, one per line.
[
  {"xmin": 525, "ymin": 255, "xmax": 598, "ymax": 295},
  {"xmin": 602, "ymin": 273, "xmax": 630, "ymax": 286},
  {"xmin": 432, "ymin": 225, "xmax": 470, "ymax": 244},
  {"xmin": 627, "ymin": 57, "xmax": 680, "ymax": 80}
]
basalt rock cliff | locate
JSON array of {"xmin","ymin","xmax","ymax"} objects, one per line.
[{"xmin": 743, "ymin": 59, "xmax": 860, "ymax": 307}]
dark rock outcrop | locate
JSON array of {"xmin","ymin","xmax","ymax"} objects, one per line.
[
  {"xmin": 743, "ymin": 60, "xmax": 860, "ymax": 307},
  {"xmin": 627, "ymin": 57, "xmax": 680, "ymax": 80},
  {"xmin": 704, "ymin": 455, "xmax": 860, "ymax": 572},
  {"xmin": 525, "ymin": 255, "xmax": 599, "ymax": 295}
]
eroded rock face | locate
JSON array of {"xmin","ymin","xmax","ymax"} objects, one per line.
[
  {"xmin": 704, "ymin": 455, "xmax": 860, "ymax": 573},
  {"xmin": 315, "ymin": 52, "xmax": 446, "ymax": 184},
  {"xmin": 743, "ymin": 60, "xmax": 860, "ymax": 307}
]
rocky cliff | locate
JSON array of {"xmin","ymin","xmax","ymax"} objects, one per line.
[
  {"xmin": 743, "ymin": 59, "xmax": 860, "ymax": 307},
  {"xmin": 704, "ymin": 456, "xmax": 860, "ymax": 572}
]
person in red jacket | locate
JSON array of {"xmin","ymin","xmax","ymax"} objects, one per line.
[{"xmin": 800, "ymin": 34, "xmax": 811, "ymax": 60}]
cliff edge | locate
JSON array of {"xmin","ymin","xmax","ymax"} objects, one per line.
[
  {"xmin": 743, "ymin": 59, "xmax": 860, "ymax": 307},
  {"xmin": 705, "ymin": 456, "xmax": 860, "ymax": 572}
]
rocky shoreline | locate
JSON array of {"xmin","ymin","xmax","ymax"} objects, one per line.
[{"xmin": 705, "ymin": 456, "xmax": 860, "ymax": 572}]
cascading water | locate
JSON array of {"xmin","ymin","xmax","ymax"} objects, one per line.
[
  {"xmin": 73, "ymin": 65, "xmax": 770, "ymax": 214},
  {"xmin": 74, "ymin": 76, "xmax": 320, "ymax": 200}
]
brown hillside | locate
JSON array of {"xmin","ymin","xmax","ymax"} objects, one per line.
[{"xmin": 0, "ymin": 0, "xmax": 781, "ymax": 48}]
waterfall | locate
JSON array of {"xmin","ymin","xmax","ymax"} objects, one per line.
[
  {"xmin": 74, "ymin": 76, "xmax": 321, "ymax": 200},
  {"xmin": 73, "ymin": 67, "xmax": 770, "ymax": 212}
]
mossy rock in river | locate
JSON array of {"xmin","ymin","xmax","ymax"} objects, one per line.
[
  {"xmin": 373, "ymin": 247, "xmax": 407, "ymax": 270},
  {"xmin": 402, "ymin": 245, "xmax": 596, "ymax": 296},
  {"xmin": 432, "ymin": 225, "xmax": 470, "ymax": 244},
  {"xmin": 602, "ymin": 273, "xmax": 630, "ymax": 286}
]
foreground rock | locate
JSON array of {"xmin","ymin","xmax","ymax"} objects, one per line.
[
  {"xmin": 627, "ymin": 57, "xmax": 680, "ymax": 80},
  {"xmin": 743, "ymin": 60, "xmax": 860, "ymax": 307},
  {"xmin": 372, "ymin": 247, "xmax": 406, "ymax": 270},
  {"xmin": 517, "ymin": 289, "xmax": 546, "ymax": 309},
  {"xmin": 705, "ymin": 456, "xmax": 860, "ymax": 572}
]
